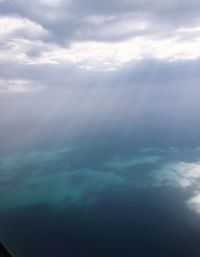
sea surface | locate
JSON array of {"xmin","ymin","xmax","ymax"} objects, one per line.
[
  {"xmin": 1, "ymin": 84, "xmax": 200, "ymax": 257},
  {"xmin": 1, "ymin": 128, "xmax": 200, "ymax": 257}
]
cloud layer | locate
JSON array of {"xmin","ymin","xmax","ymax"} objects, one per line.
[
  {"xmin": 1, "ymin": 0, "xmax": 200, "ymax": 145},
  {"xmin": 1, "ymin": 0, "xmax": 200, "ymax": 72}
]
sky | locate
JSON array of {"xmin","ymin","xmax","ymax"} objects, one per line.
[
  {"xmin": 1, "ymin": 0, "xmax": 200, "ymax": 153},
  {"xmin": 1, "ymin": 0, "xmax": 200, "ymax": 89}
]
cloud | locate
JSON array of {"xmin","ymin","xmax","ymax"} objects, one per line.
[
  {"xmin": 0, "ymin": 15, "xmax": 48, "ymax": 39},
  {"xmin": 1, "ymin": 0, "xmax": 200, "ymax": 45},
  {"xmin": 0, "ymin": 0, "xmax": 200, "ymax": 93},
  {"xmin": 0, "ymin": 79, "xmax": 46, "ymax": 93},
  {"xmin": 1, "ymin": 58, "xmax": 200, "ymax": 90}
]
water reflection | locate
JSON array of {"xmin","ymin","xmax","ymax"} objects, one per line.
[
  {"xmin": 1, "ymin": 147, "xmax": 200, "ymax": 213},
  {"xmin": 1, "ymin": 146, "xmax": 200, "ymax": 257}
]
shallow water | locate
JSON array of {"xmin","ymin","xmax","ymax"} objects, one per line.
[{"xmin": 1, "ymin": 137, "xmax": 200, "ymax": 257}]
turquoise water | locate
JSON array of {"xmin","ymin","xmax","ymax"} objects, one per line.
[{"xmin": 1, "ymin": 140, "xmax": 200, "ymax": 257}]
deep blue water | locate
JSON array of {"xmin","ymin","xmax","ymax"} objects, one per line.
[{"xmin": 1, "ymin": 129, "xmax": 200, "ymax": 257}]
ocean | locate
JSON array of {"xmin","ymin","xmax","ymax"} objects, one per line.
[{"xmin": 1, "ymin": 124, "xmax": 200, "ymax": 257}]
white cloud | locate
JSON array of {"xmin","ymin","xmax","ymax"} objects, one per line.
[
  {"xmin": 0, "ymin": 15, "xmax": 48, "ymax": 39},
  {"xmin": 177, "ymin": 26, "xmax": 200, "ymax": 33},
  {"xmin": 31, "ymin": 34, "xmax": 200, "ymax": 69},
  {"xmin": 1, "ymin": 26, "xmax": 200, "ymax": 71},
  {"xmin": 154, "ymin": 161, "xmax": 200, "ymax": 188},
  {"xmin": 0, "ymin": 79, "xmax": 46, "ymax": 93},
  {"xmin": 1, "ymin": 11, "xmax": 200, "ymax": 71},
  {"xmin": 188, "ymin": 194, "xmax": 200, "ymax": 214}
]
